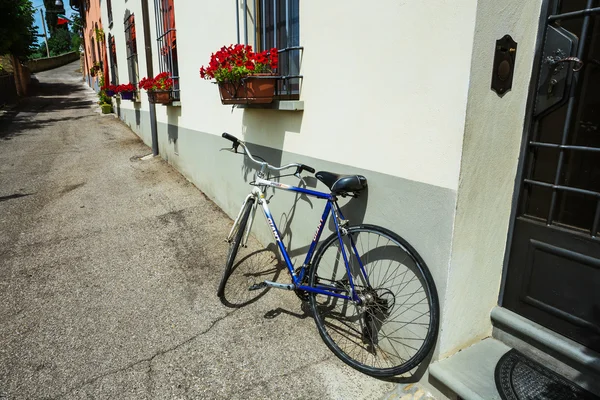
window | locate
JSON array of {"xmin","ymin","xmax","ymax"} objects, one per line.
[
  {"xmin": 154, "ymin": 0, "xmax": 179, "ymax": 100},
  {"xmin": 107, "ymin": 0, "xmax": 113, "ymax": 27},
  {"xmin": 90, "ymin": 36, "xmax": 96, "ymax": 63},
  {"xmin": 108, "ymin": 34, "xmax": 118, "ymax": 85},
  {"xmin": 241, "ymin": 0, "xmax": 301, "ymax": 99},
  {"xmin": 124, "ymin": 13, "xmax": 139, "ymax": 89},
  {"xmin": 95, "ymin": 23, "xmax": 103, "ymax": 70}
]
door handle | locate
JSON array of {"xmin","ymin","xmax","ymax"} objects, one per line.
[{"xmin": 550, "ymin": 56, "xmax": 584, "ymax": 71}]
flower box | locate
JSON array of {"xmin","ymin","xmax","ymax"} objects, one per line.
[
  {"xmin": 115, "ymin": 83, "xmax": 137, "ymax": 100},
  {"xmin": 147, "ymin": 90, "xmax": 173, "ymax": 104},
  {"xmin": 120, "ymin": 91, "xmax": 135, "ymax": 100},
  {"xmin": 100, "ymin": 103, "xmax": 112, "ymax": 114},
  {"xmin": 200, "ymin": 44, "xmax": 279, "ymax": 106},
  {"xmin": 218, "ymin": 74, "xmax": 276, "ymax": 105},
  {"xmin": 139, "ymin": 73, "xmax": 174, "ymax": 105}
]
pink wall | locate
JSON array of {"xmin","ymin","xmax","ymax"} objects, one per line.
[{"xmin": 81, "ymin": 0, "xmax": 107, "ymax": 89}]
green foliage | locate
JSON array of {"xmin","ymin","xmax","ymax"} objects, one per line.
[
  {"xmin": 98, "ymin": 75, "xmax": 111, "ymax": 105},
  {"xmin": 70, "ymin": 13, "xmax": 82, "ymax": 34},
  {"xmin": 95, "ymin": 28, "xmax": 104, "ymax": 42},
  {"xmin": 70, "ymin": 13, "xmax": 82, "ymax": 52},
  {"xmin": 0, "ymin": 0, "xmax": 38, "ymax": 58},
  {"xmin": 47, "ymin": 28, "xmax": 72, "ymax": 56},
  {"xmin": 29, "ymin": 43, "xmax": 48, "ymax": 60},
  {"xmin": 71, "ymin": 33, "xmax": 81, "ymax": 53}
]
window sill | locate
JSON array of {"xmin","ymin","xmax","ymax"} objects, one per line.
[{"xmin": 238, "ymin": 100, "xmax": 304, "ymax": 111}]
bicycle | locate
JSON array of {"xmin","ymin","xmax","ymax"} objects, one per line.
[{"xmin": 218, "ymin": 132, "xmax": 439, "ymax": 377}]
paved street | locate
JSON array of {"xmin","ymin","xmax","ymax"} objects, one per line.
[{"xmin": 0, "ymin": 62, "xmax": 395, "ymax": 399}]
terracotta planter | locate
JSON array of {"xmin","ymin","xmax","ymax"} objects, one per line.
[
  {"xmin": 120, "ymin": 91, "xmax": 135, "ymax": 100},
  {"xmin": 218, "ymin": 74, "xmax": 276, "ymax": 104},
  {"xmin": 148, "ymin": 90, "xmax": 172, "ymax": 104}
]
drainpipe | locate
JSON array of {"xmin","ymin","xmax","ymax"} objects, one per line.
[{"xmin": 141, "ymin": 0, "xmax": 159, "ymax": 156}]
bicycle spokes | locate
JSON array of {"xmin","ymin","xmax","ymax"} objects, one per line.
[{"xmin": 309, "ymin": 226, "xmax": 438, "ymax": 376}]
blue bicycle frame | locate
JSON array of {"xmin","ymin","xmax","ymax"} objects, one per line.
[{"xmin": 241, "ymin": 175, "xmax": 370, "ymax": 303}]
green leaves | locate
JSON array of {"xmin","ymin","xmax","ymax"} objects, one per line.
[{"xmin": 0, "ymin": 0, "xmax": 37, "ymax": 57}]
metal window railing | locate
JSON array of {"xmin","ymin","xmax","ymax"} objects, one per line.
[
  {"xmin": 153, "ymin": 0, "xmax": 180, "ymax": 100},
  {"xmin": 124, "ymin": 13, "xmax": 139, "ymax": 88},
  {"xmin": 237, "ymin": 0, "xmax": 302, "ymax": 100},
  {"xmin": 107, "ymin": 0, "xmax": 113, "ymax": 26},
  {"xmin": 108, "ymin": 34, "xmax": 118, "ymax": 85}
]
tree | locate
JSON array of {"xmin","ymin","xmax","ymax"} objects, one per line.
[
  {"xmin": 42, "ymin": 0, "xmax": 66, "ymax": 35},
  {"xmin": 70, "ymin": 13, "xmax": 82, "ymax": 52},
  {"xmin": 48, "ymin": 28, "xmax": 72, "ymax": 56},
  {"xmin": 0, "ymin": 0, "xmax": 38, "ymax": 58},
  {"xmin": 0, "ymin": 0, "xmax": 38, "ymax": 96}
]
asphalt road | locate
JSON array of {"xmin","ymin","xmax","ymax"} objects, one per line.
[{"xmin": 0, "ymin": 62, "xmax": 396, "ymax": 399}]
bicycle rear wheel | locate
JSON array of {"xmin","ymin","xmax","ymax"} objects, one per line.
[
  {"xmin": 308, "ymin": 224, "xmax": 439, "ymax": 377},
  {"xmin": 218, "ymin": 197, "xmax": 255, "ymax": 297}
]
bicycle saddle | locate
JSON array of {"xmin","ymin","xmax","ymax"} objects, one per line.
[{"xmin": 315, "ymin": 171, "xmax": 368, "ymax": 195}]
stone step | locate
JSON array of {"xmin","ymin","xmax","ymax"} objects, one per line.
[{"xmin": 429, "ymin": 337, "xmax": 510, "ymax": 400}]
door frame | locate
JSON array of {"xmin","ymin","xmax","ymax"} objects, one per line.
[{"xmin": 498, "ymin": 0, "xmax": 555, "ymax": 306}]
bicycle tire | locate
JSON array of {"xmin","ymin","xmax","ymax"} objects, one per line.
[
  {"xmin": 217, "ymin": 197, "xmax": 255, "ymax": 297},
  {"xmin": 308, "ymin": 224, "xmax": 439, "ymax": 377}
]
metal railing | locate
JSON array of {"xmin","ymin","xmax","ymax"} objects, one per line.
[
  {"xmin": 153, "ymin": 0, "xmax": 179, "ymax": 100},
  {"xmin": 236, "ymin": 0, "xmax": 302, "ymax": 100},
  {"xmin": 124, "ymin": 13, "xmax": 139, "ymax": 88}
]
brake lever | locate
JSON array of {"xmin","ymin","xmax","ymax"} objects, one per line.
[{"xmin": 219, "ymin": 146, "xmax": 239, "ymax": 154}]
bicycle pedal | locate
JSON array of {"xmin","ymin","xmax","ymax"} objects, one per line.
[{"xmin": 248, "ymin": 282, "xmax": 268, "ymax": 291}]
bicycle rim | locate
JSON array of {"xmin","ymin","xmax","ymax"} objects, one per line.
[{"xmin": 309, "ymin": 225, "xmax": 439, "ymax": 377}]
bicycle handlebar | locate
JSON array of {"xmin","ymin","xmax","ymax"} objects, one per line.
[{"xmin": 222, "ymin": 132, "xmax": 315, "ymax": 175}]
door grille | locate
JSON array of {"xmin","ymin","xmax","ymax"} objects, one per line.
[{"xmin": 520, "ymin": 0, "xmax": 600, "ymax": 238}]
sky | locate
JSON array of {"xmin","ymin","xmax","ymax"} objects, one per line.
[{"xmin": 31, "ymin": 1, "xmax": 78, "ymax": 44}]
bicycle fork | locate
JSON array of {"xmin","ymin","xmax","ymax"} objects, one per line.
[{"xmin": 226, "ymin": 194, "xmax": 257, "ymax": 248}]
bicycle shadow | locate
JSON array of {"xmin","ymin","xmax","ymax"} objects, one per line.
[
  {"xmin": 219, "ymin": 243, "xmax": 286, "ymax": 308},
  {"xmin": 263, "ymin": 302, "xmax": 313, "ymax": 320}
]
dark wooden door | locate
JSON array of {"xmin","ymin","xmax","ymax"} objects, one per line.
[{"xmin": 504, "ymin": 0, "xmax": 600, "ymax": 353}]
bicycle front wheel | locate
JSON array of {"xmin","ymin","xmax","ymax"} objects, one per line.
[
  {"xmin": 308, "ymin": 225, "xmax": 439, "ymax": 377},
  {"xmin": 218, "ymin": 197, "xmax": 255, "ymax": 297}
]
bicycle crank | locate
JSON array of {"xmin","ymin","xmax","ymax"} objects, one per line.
[{"xmin": 248, "ymin": 280, "xmax": 295, "ymax": 291}]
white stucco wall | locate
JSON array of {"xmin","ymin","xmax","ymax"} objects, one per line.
[
  {"xmin": 437, "ymin": 0, "xmax": 544, "ymax": 358},
  {"xmin": 106, "ymin": 0, "xmax": 477, "ymax": 191}
]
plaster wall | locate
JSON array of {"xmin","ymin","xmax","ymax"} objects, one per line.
[
  {"xmin": 438, "ymin": 0, "xmax": 544, "ymax": 358},
  {"xmin": 81, "ymin": 0, "xmax": 107, "ymax": 89},
  {"xmin": 107, "ymin": 0, "xmax": 478, "ymax": 191}
]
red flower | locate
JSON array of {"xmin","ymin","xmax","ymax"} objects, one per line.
[
  {"xmin": 199, "ymin": 44, "xmax": 279, "ymax": 82},
  {"xmin": 115, "ymin": 83, "xmax": 136, "ymax": 93},
  {"xmin": 138, "ymin": 73, "xmax": 174, "ymax": 91}
]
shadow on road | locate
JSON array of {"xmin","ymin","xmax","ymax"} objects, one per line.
[{"xmin": 0, "ymin": 80, "xmax": 95, "ymax": 141}]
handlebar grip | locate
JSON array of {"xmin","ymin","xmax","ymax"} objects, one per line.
[
  {"xmin": 299, "ymin": 164, "xmax": 316, "ymax": 174},
  {"xmin": 222, "ymin": 132, "xmax": 239, "ymax": 145}
]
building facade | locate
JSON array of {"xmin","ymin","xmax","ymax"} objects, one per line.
[
  {"xmin": 74, "ymin": 0, "xmax": 108, "ymax": 90},
  {"xmin": 84, "ymin": 0, "xmax": 600, "ymax": 397}
]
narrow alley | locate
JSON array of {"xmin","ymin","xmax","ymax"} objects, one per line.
[{"xmin": 0, "ymin": 62, "xmax": 395, "ymax": 399}]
